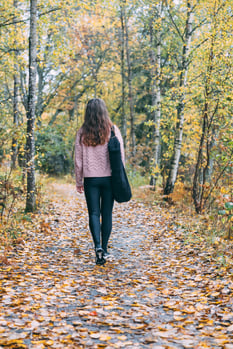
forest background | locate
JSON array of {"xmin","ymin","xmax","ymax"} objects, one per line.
[{"xmin": 0, "ymin": 0, "xmax": 232, "ymax": 244}]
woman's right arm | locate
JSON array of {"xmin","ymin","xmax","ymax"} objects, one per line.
[{"xmin": 74, "ymin": 130, "xmax": 84, "ymax": 192}]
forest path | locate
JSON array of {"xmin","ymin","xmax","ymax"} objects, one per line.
[{"xmin": 0, "ymin": 183, "xmax": 233, "ymax": 349}]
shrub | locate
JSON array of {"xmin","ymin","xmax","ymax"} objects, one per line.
[{"xmin": 36, "ymin": 126, "xmax": 73, "ymax": 176}]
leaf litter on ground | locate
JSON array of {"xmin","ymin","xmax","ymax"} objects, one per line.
[{"xmin": 0, "ymin": 182, "xmax": 233, "ymax": 348}]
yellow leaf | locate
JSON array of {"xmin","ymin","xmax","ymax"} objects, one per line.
[
  {"xmin": 183, "ymin": 306, "xmax": 196, "ymax": 314},
  {"xmin": 99, "ymin": 334, "xmax": 112, "ymax": 341},
  {"xmin": 211, "ymin": 292, "xmax": 220, "ymax": 297},
  {"xmin": 174, "ymin": 315, "xmax": 185, "ymax": 321},
  {"xmin": 0, "ymin": 339, "xmax": 26, "ymax": 347},
  {"xmin": 46, "ymin": 340, "xmax": 54, "ymax": 345},
  {"xmin": 90, "ymin": 333, "xmax": 100, "ymax": 339}
]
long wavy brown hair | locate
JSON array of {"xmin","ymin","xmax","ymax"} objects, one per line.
[{"xmin": 80, "ymin": 98, "xmax": 112, "ymax": 146}]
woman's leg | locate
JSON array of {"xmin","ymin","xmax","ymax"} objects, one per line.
[
  {"xmin": 84, "ymin": 178, "xmax": 101, "ymax": 249},
  {"xmin": 100, "ymin": 177, "xmax": 114, "ymax": 253}
]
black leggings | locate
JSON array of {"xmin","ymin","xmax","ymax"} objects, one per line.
[{"xmin": 84, "ymin": 177, "xmax": 114, "ymax": 252}]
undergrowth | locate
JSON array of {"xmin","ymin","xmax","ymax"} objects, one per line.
[
  {"xmin": 0, "ymin": 165, "xmax": 45, "ymax": 258},
  {"xmin": 1, "ymin": 166, "xmax": 232, "ymax": 269},
  {"xmin": 133, "ymin": 180, "xmax": 233, "ymax": 268}
]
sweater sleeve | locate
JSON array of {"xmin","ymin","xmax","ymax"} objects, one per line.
[
  {"xmin": 114, "ymin": 125, "xmax": 125, "ymax": 166},
  {"xmin": 74, "ymin": 129, "xmax": 83, "ymax": 187}
]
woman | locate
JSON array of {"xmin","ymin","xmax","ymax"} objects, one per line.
[{"xmin": 75, "ymin": 98, "xmax": 125, "ymax": 265}]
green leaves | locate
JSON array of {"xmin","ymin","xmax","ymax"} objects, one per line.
[
  {"xmin": 218, "ymin": 201, "xmax": 233, "ymax": 239},
  {"xmin": 218, "ymin": 210, "xmax": 226, "ymax": 215},
  {"xmin": 219, "ymin": 202, "xmax": 233, "ymax": 215},
  {"xmin": 225, "ymin": 202, "xmax": 233, "ymax": 210}
]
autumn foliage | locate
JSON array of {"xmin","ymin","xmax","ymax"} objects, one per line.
[{"xmin": 0, "ymin": 1, "xmax": 233, "ymax": 345}]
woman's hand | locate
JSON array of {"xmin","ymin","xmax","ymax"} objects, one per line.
[{"xmin": 76, "ymin": 185, "xmax": 84, "ymax": 194}]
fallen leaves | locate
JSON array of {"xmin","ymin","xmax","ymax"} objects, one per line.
[
  {"xmin": 0, "ymin": 339, "xmax": 27, "ymax": 348},
  {"xmin": 0, "ymin": 182, "xmax": 233, "ymax": 348}
]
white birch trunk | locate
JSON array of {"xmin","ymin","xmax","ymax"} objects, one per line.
[
  {"xmin": 11, "ymin": 0, "xmax": 20, "ymax": 169},
  {"xmin": 124, "ymin": 7, "xmax": 136, "ymax": 157},
  {"xmin": 25, "ymin": 0, "xmax": 37, "ymax": 212},
  {"xmin": 164, "ymin": 0, "xmax": 193, "ymax": 195},
  {"xmin": 120, "ymin": 5, "xmax": 127, "ymax": 149},
  {"xmin": 150, "ymin": 2, "xmax": 162, "ymax": 187}
]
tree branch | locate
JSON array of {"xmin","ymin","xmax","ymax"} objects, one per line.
[
  {"xmin": 0, "ymin": 7, "xmax": 61, "ymax": 28},
  {"xmin": 166, "ymin": 2, "xmax": 183, "ymax": 42},
  {"xmin": 190, "ymin": 18, "xmax": 208, "ymax": 35}
]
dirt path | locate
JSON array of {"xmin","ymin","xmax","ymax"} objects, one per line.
[{"xmin": 0, "ymin": 183, "xmax": 233, "ymax": 348}]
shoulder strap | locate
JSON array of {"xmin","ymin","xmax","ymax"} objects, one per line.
[{"xmin": 110, "ymin": 125, "xmax": 115, "ymax": 138}]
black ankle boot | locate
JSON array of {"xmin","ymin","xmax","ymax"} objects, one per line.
[{"xmin": 95, "ymin": 248, "xmax": 106, "ymax": 265}]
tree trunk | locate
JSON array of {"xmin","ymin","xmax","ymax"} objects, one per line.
[
  {"xmin": 192, "ymin": 28, "xmax": 216, "ymax": 213},
  {"xmin": 192, "ymin": 102, "xmax": 208, "ymax": 213},
  {"xmin": 36, "ymin": 31, "xmax": 53, "ymax": 126},
  {"xmin": 120, "ymin": 5, "xmax": 127, "ymax": 149},
  {"xmin": 36, "ymin": 63, "xmax": 43, "ymax": 126},
  {"xmin": 164, "ymin": 0, "xmax": 193, "ymax": 195},
  {"xmin": 205, "ymin": 128, "xmax": 217, "ymax": 183},
  {"xmin": 25, "ymin": 0, "xmax": 37, "ymax": 212},
  {"xmin": 149, "ymin": 2, "xmax": 162, "ymax": 187},
  {"xmin": 124, "ymin": 5, "xmax": 135, "ymax": 157},
  {"xmin": 11, "ymin": 0, "xmax": 20, "ymax": 169}
]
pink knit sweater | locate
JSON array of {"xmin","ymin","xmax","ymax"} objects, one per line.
[{"xmin": 75, "ymin": 125, "xmax": 125, "ymax": 187}]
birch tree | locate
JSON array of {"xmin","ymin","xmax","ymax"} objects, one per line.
[
  {"xmin": 149, "ymin": 1, "xmax": 162, "ymax": 187},
  {"xmin": 25, "ymin": 0, "xmax": 37, "ymax": 212},
  {"xmin": 192, "ymin": 0, "xmax": 233, "ymax": 213},
  {"xmin": 11, "ymin": 0, "xmax": 20, "ymax": 169},
  {"xmin": 120, "ymin": 3, "xmax": 127, "ymax": 148},
  {"xmin": 124, "ymin": 3, "xmax": 136, "ymax": 156},
  {"xmin": 164, "ymin": 0, "xmax": 193, "ymax": 195}
]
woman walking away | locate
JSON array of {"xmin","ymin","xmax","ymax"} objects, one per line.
[{"xmin": 75, "ymin": 98, "xmax": 125, "ymax": 265}]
